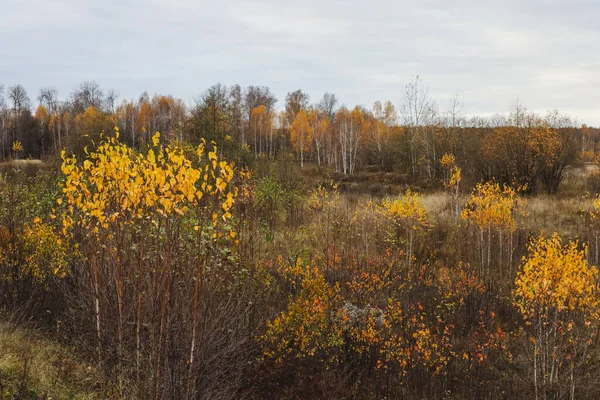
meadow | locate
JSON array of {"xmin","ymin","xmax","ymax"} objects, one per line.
[{"xmin": 2, "ymin": 81, "xmax": 600, "ymax": 399}]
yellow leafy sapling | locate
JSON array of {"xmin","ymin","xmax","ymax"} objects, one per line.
[
  {"xmin": 462, "ymin": 181, "xmax": 525, "ymax": 279},
  {"xmin": 380, "ymin": 189, "xmax": 429, "ymax": 266},
  {"xmin": 11, "ymin": 140, "xmax": 23, "ymax": 159},
  {"xmin": 514, "ymin": 232, "xmax": 599, "ymax": 398},
  {"xmin": 440, "ymin": 153, "xmax": 462, "ymax": 221}
]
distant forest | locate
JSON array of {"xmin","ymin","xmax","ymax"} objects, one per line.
[{"xmin": 1, "ymin": 78, "xmax": 599, "ymax": 193}]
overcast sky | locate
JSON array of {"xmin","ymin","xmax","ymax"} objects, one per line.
[{"xmin": 1, "ymin": 0, "xmax": 599, "ymax": 125}]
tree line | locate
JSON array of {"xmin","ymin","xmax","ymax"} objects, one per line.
[{"xmin": 1, "ymin": 78, "xmax": 599, "ymax": 192}]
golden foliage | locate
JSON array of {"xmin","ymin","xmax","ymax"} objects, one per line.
[
  {"xmin": 440, "ymin": 153, "xmax": 461, "ymax": 188},
  {"xmin": 308, "ymin": 182, "xmax": 339, "ymax": 212},
  {"xmin": 380, "ymin": 299, "xmax": 453, "ymax": 376},
  {"xmin": 380, "ymin": 189, "xmax": 429, "ymax": 231},
  {"xmin": 514, "ymin": 232, "xmax": 598, "ymax": 321},
  {"xmin": 261, "ymin": 258, "xmax": 343, "ymax": 363},
  {"xmin": 290, "ymin": 109, "xmax": 314, "ymax": 165},
  {"xmin": 11, "ymin": 141, "xmax": 23, "ymax": 153},
  {"xmin": 22, "ymin": 219, "xmax": 69, "ymax": 282},
  {"xmin": 585, "ymin": 194, "xmax": 600, "ymax": 226},
  {"xmin": 513, "ymin": 232, "xmax": 599, "ymax": 394},
  {"xmin": 60, "ymin": 128, "xmax": 236, "ymax": 236},
  {"xmin": 461, "ymin": 181, "xmax": 523, "ymax": 232},
  {"xmin": 34, "ymin": 104, "xmax": 49, "ymax": 122}
]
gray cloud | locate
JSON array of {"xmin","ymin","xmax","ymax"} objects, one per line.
[{"xmin": 1, "ymin": 0, "xmax": 598, "ymax": 124}]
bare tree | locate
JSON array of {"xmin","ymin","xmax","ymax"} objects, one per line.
[
  {"xmin": 38, "ymin": 87, "xmax": 59, "ymax": 114},
  {"xmin": 71, "ymin": 81, "xmax": 104, "ymax": 113},
  {"xmin": 116, "ymin": 100, "xmax": 139, "ymax": 146},
  {"xmin": 8, "ymin": 85, "xmax": 30, "ymax": 113},
  {"xmin": 8, "ymin": 85, "xmax": 31, "ymax": 144},
  {"xmin": 0, "ymin": 85, "xmax": 7, "ymax": 157},
  {"xmin": 229, "ymin": 84, "xmax": 245, "ymax": 146},
  {"xmin": 508, "ymin": 97, "xmax": 527, "ymax": 128},
  {"xmin": 545, "ymin": 109, "xmax": 574, "ymax": 129},
  {"xmin": 372, "ymin": 100, "xmax": 397, "ymax": 168},
  {"xmin": 285, "ymin": 89, "xmax": 310, "ymax": 125},
  {"xmin": 244, "ymin": 86, "xmax": 277, "ymax": 117},
  {"xmin": 488, "ymin": 113, "xmax": 507, "ymax": 128},
  {"xmin": 318, "ymin": 92, "xmax": 338, "ymax": 121},
  {"xmin": 105, "ymin": 90, "xmax": 119, "ymax": 115},
  {"xmin": 446, "ymin": 92, "xmax": 465, "ymax": 128},
  {"xmin": 38, "ymin": 88, "xmax": 63, "ymax": 151},
  {"xmin": 399, "ymin": 76, "xmax": 436, "ymax": 177}
]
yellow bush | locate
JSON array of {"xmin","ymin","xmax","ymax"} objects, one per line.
[
  {"xmin": 22, "ymin": 219, "xmax": 69, "ymax": 282},
  {"xmin": 60, "ymin": 129, "xmax": 236, "ymax": 236}
]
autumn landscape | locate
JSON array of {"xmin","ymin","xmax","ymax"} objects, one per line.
[{"xmin": 2, "ymin": 1, "xmax": 600, "ymax": 399}]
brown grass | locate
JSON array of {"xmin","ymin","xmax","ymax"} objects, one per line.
[
  {"xmin": 0, "ymin": 322, "xmax": 101, "ymax": 399},
  {"xmin": 520, "ymin": 196, "xmax": 585, "ymax": 238}
]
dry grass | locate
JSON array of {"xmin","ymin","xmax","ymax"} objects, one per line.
[
  {"xmin": 520, "ymin": 196, "xmax": 585, "ymax": 238},
  {"xmin": 347, "ymin": 190, "xmax": 587, "ymax": 240},
  {"xmin": 0, "ymin": 322, "xmax": 101, "ymax": 399},
  {"xmin": 0, "ymin": 160, "xmax": 43, "ymax": 167}
]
